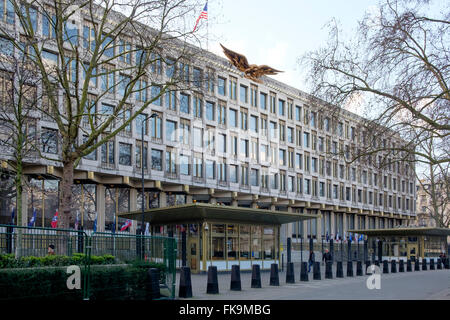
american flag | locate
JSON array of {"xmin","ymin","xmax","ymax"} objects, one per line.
[
  {"xmin": 51, "ymin": 210, "xmax": 58, "ymax": 228},
  {"xmin": 193, "ymin": 2, "xmax": 208, "ymax": 32}
]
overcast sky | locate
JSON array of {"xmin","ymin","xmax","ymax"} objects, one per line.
[{"xmin": 196, "ymin": 0, "xmax": 380, "ymax": 93}]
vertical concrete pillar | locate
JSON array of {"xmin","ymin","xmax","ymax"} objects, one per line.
[
  {"xmin": 186, "ymin": 194, "xmax": 193, "ymax": 204},
  {"xmin": 209, "ymin": 196, "xmax": 217, "ymax": 204},
  {"xmin": 330, "ymin": 211, "xmax": 335, "ymax": 238},
  {"xmin": 343, "ymin": 212, "xmax": 347, "ymax": 239},
  {"xmin": 96, "ymin": 184, "xmax": 106, "ymax": 232},
  {"xmin": 317, "ymin": 210, "xmax": 322, "ymax": 240},
  {"xmin": 130, "ymin": 188, "xmax": 138, "ymax": 234},
  {"xmin": 287, "ymin": 206, "xmax": 293, "ymax": 239},
  {"xmin": 159, "ymin": 191, "xmax": 167, "ymax": 207}
]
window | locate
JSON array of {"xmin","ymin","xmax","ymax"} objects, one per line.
[
  {"xmin": 166, "ymin": 120, "xmax": 177, "ymax": 142},
  {"xmin": 310, "ymin": 112, "xmax": 316, "ymax": 128},
  {"xmin": 151, "ymin": 53, "xmax": 162, "ymax": 75},
  {"xmin": 279, "ymin": 149, "xmax": 286, "ymax": 166},
  {"xmin": 240, "ymin": 85, "xmax": 248, "ymax": 103},
  {"xmin": 295, "ymin": 105, "xmax": 301, "ymax": 122},
  {"xmin": 287, "ymin": 100, "xmax": 293, "ymax": 120},
  {"xmin": 260, "ymin": 92, "xmax": 267, "ymax": 110},
  {"xmin": 304, "ymin": 179, "xmax": 311, "ymax": 195},
  {"xmin": 193, "ymin": 67, "xmax": 202, "ymax": 88},
  {"xmin": 296, "ymin": 153, "xmax": 302, "ymax": 170},
  {"xmin": 303, "ymin": 132, "xmax": 310, "ymax": 148},
  {"xmin": 193, "ymin": 156, "xmax": 203, "ymax": 178},
  {"xmin": 280, "ymin": 122, "xmax": 286, "ymax": 142},
  {"xmin": 101, "ymin": 140, "xmax": 115, "ymax": 165},
  {"xmin": 136, "ymin": 141, "xmax": 148, "ymax": 169},
  {"xmin": 261, "ymin": 144, "xmax": 269, "ymax": 162},
  {"xmin": 271, "ymin": 173, "xmax": 278, "ymax": 190},
  {"xmin": 118, "ymin": 39, "xmax": 131, "ymax": 64},
  {"xmin": 218, "ymin": 160, "xmax": 226, "ymax": 182},
  {"xmin": 41, "ymin": 128, "xmax": 58, "ymax": 154},
  {"xmin": 229, "ymin": 109, "xmax": 238, "ymax": 127},
  {"xmin": 206, "ymin": 101, "xmax": 215, "ymax": 121},
  {"xmin": 278, "ymin": 99, "xmax": 285, "ymax": 116},
  {"xmin": 270, "ymin": 121, "xmax": 277, "ymax": 139},
  {"xmin": 83, "ymin": 136, "xmax": 97, "ymax": 161},
  {"xmin": 151, "ymin": 85, "xmax": 162, "ymax": 106},
  {"xmin": 287, "ymin": 127, "xmax": 294, "ymax": 143},
  {"xmin": 218, "ymin": 133, "xmax": 226, "ymax": 153},
  {"xmin": 180, "ymin": 154, "xmax": 190, "ymax": 175},
  {"xmin": 193, "ymin": 95, "xmax": 202, "ymax": 118},
  {"xmin": 320, "ymin": 182, "xmax": 325, "ymax": 197},
  {"xmin": 83, "ymin": 22, "xmax": 96, "ymax": 51},
  {"xmin": 229, "ymin": 77, "xmax": 237, "ymax": 100},
  {"xmin": 165, "ymin": 90, "xmax": 176, "ymax": 111},
  {"xmin": 218, "ymin": 101, "xmax": 226, "ymax": 125},
  {"xmin": 250, "ymin": 85, "xmax": 258, "ymax": 107},
  {"xmin": 250, "ymin": 115, "xmax": 258, "ymax": 133},
  {"xmin": 241, "ymin": 165, "xmax": 249, "ymax": 186},
  {"xmin": 206, "ymin": 160, "xmax": 215, "ymax": 179},
  {"xmin": 166, "ymin": 150, "xmax": 176, "ymax": 174},
  {"xmin": 118, "ymin": 74, "xmax": 131, "ymax": 97},
  {"xmin": 179, "ymin": 61, "xmax": 189, "ymax": 82},
  {"xmin": 218, "ymin": 76, "xmax": 226, "ymax": 95},
  {"xmin": 193, "ymin": 127, "xmax": 203, "ymax": 148},
  {"xmin": 151, "ymin": 149, "xmax": 163, "ymax": 170},
  {"xmin": 240, "ymin": 139, "xmax": 249, "ymax": 158},
  {"xmin": 240, "ymin": 110, "xmax": 248, "ymax": 130},
  {"xmin": 180, "ymin": 93, "xmax": 190, "ymax": 114},
  {"xmin": 250, "ymin": 168, "xmax": 259, "ymax": 186},
  {"xmin": 101, "ymin": 34, "xmax": 114, "ymax": 58},
  {"xmin": 230, "ymin": 165, "xmax": 238, "ymax": 183},
  {"xmin": 150, "ymin": 115, "xmax": 162, "ymax": 139},
  {"xmin": 118, "ymin": 143, "xmax": 132, "ymax": 165},
  {"xmin": 179, "ymin": 119, "xmax": 190, "ymax": 145},
  {"xmin": 270, "ymin": 92, "xmax": 276, "ymax": 113}
]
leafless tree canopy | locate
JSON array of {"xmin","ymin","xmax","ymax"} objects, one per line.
[{"xmin": 300, "ymin": 0, "xmax": 449, "ymax": 166}]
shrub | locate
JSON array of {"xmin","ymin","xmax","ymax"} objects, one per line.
[{"xmin": 0, "ymin": 254, "xmax": 118, "ymax": 269}]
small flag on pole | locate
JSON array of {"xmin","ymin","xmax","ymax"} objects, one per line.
[
  {"xmin": 193, "ymin": 2, "xmax": 208, "ymax": 32},
  {"xmin": 28, "ymin": 208, "xmax": 37, "ymax": 227},
  {"xmin": 120, "ymin": 219, "xmax": 132, "ymax": 231},
  {"xmin": 51, "ymin": 210, "xmax": 58, "ymax": 228}
]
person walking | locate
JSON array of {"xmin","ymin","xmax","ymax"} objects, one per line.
[{"xmin": 308, "ymin": 250, "xmax": 315, "ymax": 272}]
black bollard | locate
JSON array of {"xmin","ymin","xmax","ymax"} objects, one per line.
[
  {"xmin": 286, "ymin": 262, "xmax": 295, "ymax": 283},
  {"xmin": 313, "ymin": 261, "xmax": 321, "ymax": 280},
  {"xmin": 251, "ymin": 264, "xmax": 262, "ymax": 288},
  {"xmin": 437, "ymin": 258, "xmax": 442, "ymax": 270},
  {"xmin": 430, "ymin": 259, "xmax": 435, "ymax": 270},
  {"xmin": 375, "ymin": 260, "xmax": 380, "ymax": 267},
  {"xmin": 383, "ymin": 260, "xmax": 389, "ymax": 274},
  {"xmin": 399, "ymin": 260, "xmax": 405, "ymax": 272},
  {"xmin": 178, "ymin": 266, "xmax": 192, "ymax": 298},
  {"xmin": 414, "ymin": 260, "xmax": 420, "ymax": 271},
  {"xmin": 148, "ymin": 268, "xmax": 160, "ymax": 300},
  {"xmin": 407, "ymin": 259, "xmax": 412, "ymax": 272},
  {"xmin": 356, "ymin": 261, "xmax": 363, "ymax": 276},
  {"xmin": 300, "ymin": 262, "xmax": 309, "ymax": 281},
  {"xmin": 230, "ymin": 265, "xmax": 241, "ymax": 291},
  {"xmin": 206, "ymin": 266, "xmax": 219, "ymax": 294},
  {"xmin": 347, "ymin": 261, "xmax": 354, "ymax": 277},
  {"xmin": 270, "ymin": 263, "xmax": 280, "ymax": 286},
  {"xmin": 444, "ymin": 258, "xmax": 450, "ymax": 269},
  {"xmin": 325, "ymin": 261, "xmax": 333, "ymax": 279},
  {"xmin": 422, "ymin": 258, "xmax": 428, "ymax": 271},
  {"xmin": 336, "ymin": 261, "xmax": 344, "ymax": 278},
  {"xmin": 391, "ymin": 260, "xmax": 397, "ymax": 273}
]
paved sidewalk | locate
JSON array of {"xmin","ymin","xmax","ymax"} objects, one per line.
[{"xmin": 175, "ymin": 263, "xmax": 450, "ymax": 300}]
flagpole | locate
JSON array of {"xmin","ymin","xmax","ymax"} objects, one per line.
[{"xmin": 206, "ymin": 0, "xmax": 209, "ymax": 51}]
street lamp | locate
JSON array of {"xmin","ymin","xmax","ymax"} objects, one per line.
[{"xmin": 141, "ymin": 113, "xmax": 158, "ymax": 236}]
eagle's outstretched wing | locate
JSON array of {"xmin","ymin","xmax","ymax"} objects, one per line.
[
  {"xmin": 220, "ymin": 43, "xmax": 250, "ymax": 72},
  {"xmin": 247, "ymin": 65, "xmax": 283, "ymax": 78}
]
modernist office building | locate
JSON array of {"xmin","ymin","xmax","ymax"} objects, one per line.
[{"xmin": 0, "ymin": 2, "xmax": 417, "ymax": 270}]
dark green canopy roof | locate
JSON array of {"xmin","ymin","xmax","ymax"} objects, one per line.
[
  {"xmin": 118, "ymin": 203, "xmax": 318, "ymax": 226},
  {"xmin": 348, "ymin": 227, "xmax": 450, "ymax": 237}
]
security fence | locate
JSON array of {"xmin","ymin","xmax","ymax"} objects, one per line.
[{"xmin": 0, "ymin": 225, "xmax": 177, "ymax": 300}]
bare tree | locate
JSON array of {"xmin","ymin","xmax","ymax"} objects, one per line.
[
  {"xmin": 300, "ymin": 0, "xmax": 449, "ymax": 167},
  {"xmin": 0, "ymin": 0, "xmax": 206, "ymax": 229}
]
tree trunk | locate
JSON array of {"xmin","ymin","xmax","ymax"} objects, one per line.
[
  {"xmin": 14, "ymin": 163, "xmax": 23, "ymax": 258},
  {"xmin": 59, "ymin": 160, "xmax": 74, "ymax": 230}
]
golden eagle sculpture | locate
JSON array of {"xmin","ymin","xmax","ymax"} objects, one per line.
[{"xmin": 220, "ymin": 43, "xmax": 283, "ymax": 83}]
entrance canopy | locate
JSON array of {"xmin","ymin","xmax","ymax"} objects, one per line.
[
  {"xmin": 118, "ymin": 203, "xmax": 318, "ymax": 226},
  {"xmin": 348, "ymin": 227, "xmax": 450, "ymax": 237}
]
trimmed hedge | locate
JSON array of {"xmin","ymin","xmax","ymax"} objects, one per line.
[
  {"xmin": 0, "ymin": 253, "xmax": 116, "ymax": 268},
  {"xmin": 0, "ymin": 262, "xmax": 168, "ymax": 300}
]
